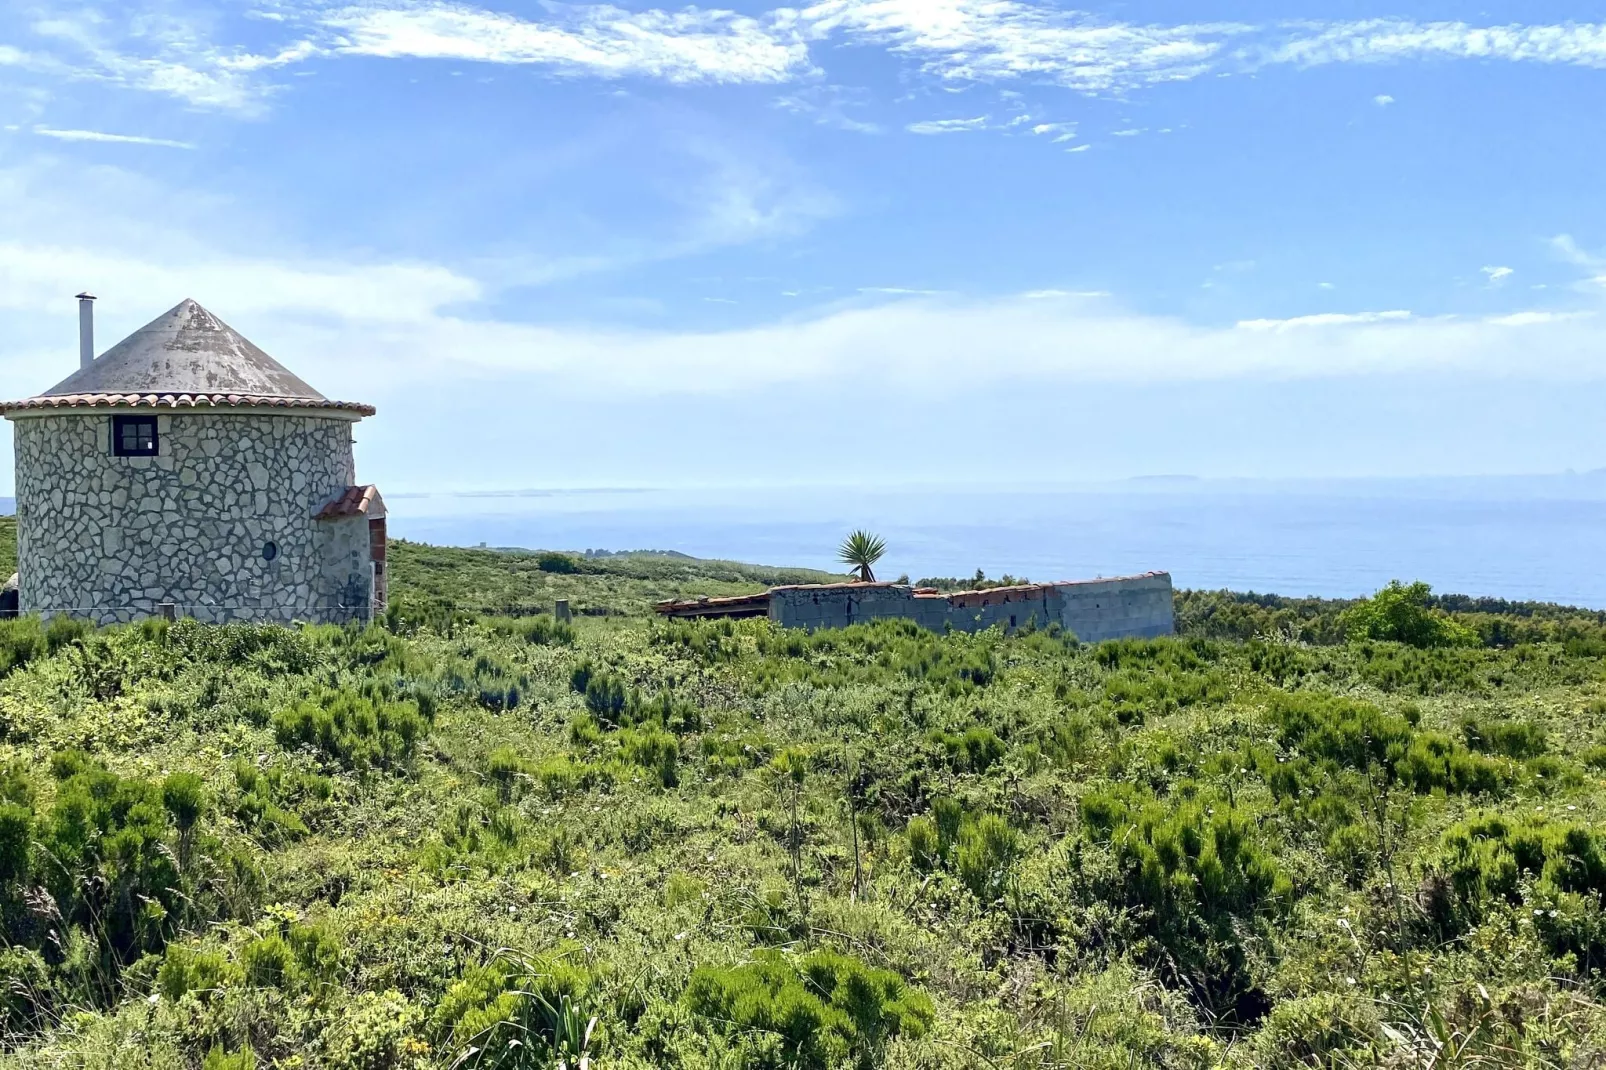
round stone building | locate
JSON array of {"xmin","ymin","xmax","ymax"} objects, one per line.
[{"xmin": 1, "ymin": 297, "xmax": 386, "ymax": 625}]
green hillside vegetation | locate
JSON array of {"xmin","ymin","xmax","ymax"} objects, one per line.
[
  {"xmin": 6, "ymin": 528, "xmax": 1606, "ymax": 1064},
  {"xmin": 387, "ymin": 539, "xmax": 842, "ymax": 619},
  {"xmin": 0, "ymin": 516, "xmax": 14, "ymax": 578}
]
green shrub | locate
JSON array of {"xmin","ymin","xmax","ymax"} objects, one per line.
[
  {"xmin": 619, "ymin": 725, "xmax": 679, "ymax": 788},
  {"xmin": 0, "ymin": 617, "xmax": 47, "ymax": 678},
  {"xmin": 1341, "ymin": 580, "xmax": 1477, "ymax": 648},
  {"xmin": 485, "ymin": 747, "xmax": 527, "ymax": 800},
  {"xmin": 243, "ymin": 933, "xmax": 296, "ymax": 988},
  {"xmin": 161, "ymin": 771, "xmax": 206, "ymax": 833},
  {"xmin": 1265, "ymin": 690, "xmax": 1412, "ymax": 773},
  {"xmin": 1462, "ymin": 716, "xmax": 1548, "ymax": 758},
  {"xmin": 954, "ymin": 813, "xmax": 1019, "ymax": 901},
  {"xmin": 202, "ymin": 1047, "xmax": 257, "ymax": 1070},
  {"xmin": 1437, "ymin": 813, "xmax": 1606, "ymax": 922},
  {"xmin": 1253, "ymin": 991, "xmax": 1379, "ymax": 1066},
  {"xmin": 430, "ymin": 950, "xmax": 593, "ymax": 1068},
  {"xmin": 1395, "ymin": 732, "xmax": 1510, "ymax": 795},
  {"xmin": 321, "ymin": 989, "xmax": 425, "ymax": 1070},
  {"xmin": 907, "ymin": 816, "xmax": 940, "ymax": 872},
  {"xmin": 233, "ymin": 759, "xmax": 322, "ymax": 843},
  {"xmin": 484, "ymin": 615, "xmax": 575, "ymax": 646},
  {"xmin": 35, "ymin": 756, "xmax": 184, "ymax": 963},
  {"xmin": 0, "ymin": 802, "xmax": 31, "ymax": 883},
  {"xmin": 272, "ymin": 691, "xmax": 427, "ymax": 770},
  {"xmin": 683, "ymin": 948, "xmax": 933, "ymax": 1070},
  {"xmin": 930, "ymin": 725, "xmax": 1005, "ymax": 774},
  {"xmin": 158, "ymin": 944, "xmax": 238, "ymax": 1002},
  {"xmin": 584, "ymin": 673, "xmax": 628, "ymax": 725},
  {"xmin": 1264, "ymin": 689, "xmax": 1509, "ymax": 799},
  {"xmin": 1079, "ymin": 784, "xmax": 1288, "ymax": 1016}
]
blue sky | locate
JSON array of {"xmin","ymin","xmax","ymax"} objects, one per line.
[{"xmin": 1, "ymin": 0, "xmax": 1605, "ymax": 491}]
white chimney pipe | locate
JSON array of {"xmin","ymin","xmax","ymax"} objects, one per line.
[{"xmin": 76, "ymin": 292, "xmax": 95, "ymax": 370}]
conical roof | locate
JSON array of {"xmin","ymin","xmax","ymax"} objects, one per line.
[{"xmin": 2, "ymin": 299, "xmax": 373, "ymax": 415}]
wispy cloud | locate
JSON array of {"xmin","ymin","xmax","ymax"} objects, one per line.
[
  {"xmin": 801, "ymin": 0, "xmax": 1245, "ymax": 92},
  {"xmin": 32, "ymin": 126, "xmax": 193, "ymax": 149},
  {"xmin": 1237, "ymin": 310, "xmax": 1412, "ymax": 332},
  {"xmin": 7, "ymin": 4, "xmax": 1606, "ymax": 117},
  {"xmin": 1483, "ymin": 265, "xmax": 1514, "ymax": 285},
  {"xmin": 319, "ymin": 1, "xmax": 809, "ymax": 83},
  {"xmin": 906, "ymin": 116, "xmax": 988, "ymax": 134},
  {"xmin": 1263, "ymin": 19, "xmax": 1606, "ymax": 70},
  {"xmin": 1373, "ymin": 93, "xmax": 1395, "ymax": 106},
  {"xmin": 775, "ymin": 85, "xmax": 882, "ymax": 133}
]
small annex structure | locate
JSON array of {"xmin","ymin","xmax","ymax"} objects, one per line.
[
  {"xmin": 1, "ymin": 296, "xmax": 386, "ymax": 625},
  {"xmin": 656, "ymin": 572, "xmax": 1176, "ymax": 642}
]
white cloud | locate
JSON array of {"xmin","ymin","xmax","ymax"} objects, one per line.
[
  {"xmin": 1111, "ymin": 127, "xmax": 1144, "ymax": 136},
  {"xmin": 1483, "ymin": 265, "xmax": 1514, "ymax": 284},
  {"xmin": 1486, "ymin": 311, "xmax": 1592, "ymax": 326},
  {"xmin": 6, "ymin": 3, "xmax": 1606, "ymax": 116},
  {"xmin": 1318, "ymin": 282, "xmax": 1336, "ymax": 290},
  {"xmin": 21, "ymin": 10, "xmax": 298, "ymax": 113},
  {"xmin": 33, "ymin": 126, "xmax": 193, "ymax": 149},
  {"xmin": 1237, "ymin": 310, "xmax": 1411, "ymax": 331},
  {"xmin": 1266, "ymin": 19, "xmax": 1606, "ymax": 70},
  {"xmin": 906, "ymin": 116, "xmax": 988, "ymax": 134},
  {"xmin": 775, "ymin": 86, "xmax": 882, "ymax": 133},
  {"xmin": 801, "ymin": 0, "xmax": 1246, "ymax": 92},
  {"xmin": 5, "ymin": 229, "xmax": 1606, "ymax": 417},
  {"xmin": 0, "ymin": 241, "xmax": 481, "ymax": 322},
  {"xmin": 319, "ymin": 1, "xmax": 809, "ymax": 83},
  {"xmin": 320, "ymin": 292, "xmax": 1606, "ymax": 394},
  {"xmin": 1374, "ymin": 93, "xmax": 1395, "ymax": 105}
]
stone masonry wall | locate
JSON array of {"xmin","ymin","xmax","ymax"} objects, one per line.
[
  {"xmin": 768, "ymin": 573, "xmax": 1175, "ymax": 642},
  {"xmin": 12, "ymin": 410, "xmax": 369, "ymax": 625}
]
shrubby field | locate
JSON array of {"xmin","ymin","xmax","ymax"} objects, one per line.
[{"xmin": 3, "ymin": 519, "xmax": 1606, "ymax": 1067}]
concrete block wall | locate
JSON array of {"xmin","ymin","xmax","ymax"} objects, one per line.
[
  {"xmin": 1053, "ymin": 573, "xmax": 1175, "ymax": 643},
  {"xmin": 769, "ymin": 573, "xmax": 1176, "ymax": 641}
]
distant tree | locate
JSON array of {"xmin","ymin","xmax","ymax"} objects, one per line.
[
  {"xmin": 837, "ymin": 531, "xmax": 886, "ymax": 583},
  {"xmin": 537, "ymin": 552, "xmax": 580, "ymax": 574},
  {"xmin": 1341, "ymin": 580, "xmax": 1477, "ymax": 648}
]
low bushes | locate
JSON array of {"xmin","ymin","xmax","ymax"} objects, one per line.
[
  {"xmin": 271, "ymin": 691, "xmax": 428, "ymax": 771},
  {"xmin": 1434, "ymin": 812, "xmax": 1606, "ymax": 973},
  {"xmin": 430, "ymin": 950, "xmax": 594, "ymax": 1068},
  {"xmin": 1077, "ymin": 784, "xmax": 1288, "ymax": 1018},
  {"xmin": 683, "ymin": 948, "xmax": 933, "ymax": 1070},
  {"xmin": 907, "ymin": 799, "xmax": 1020, "ymax": 901}
]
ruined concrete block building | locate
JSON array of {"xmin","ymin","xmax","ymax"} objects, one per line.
[
  {"xmin": 658, "ymin": 573, "xmax": 1176, "ymax": 642},
  {"xmin": 1, "ymin": 297, "xmax": 386, "ymax": 624}
]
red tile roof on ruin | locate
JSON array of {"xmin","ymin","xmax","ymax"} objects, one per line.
[
  {"xmin": 315, "ymin": 485, "xmax": 386, "ymax": 520},
  {"xmin": 653, "ymin": 592, "xmax": 773, "ymax": 618}
]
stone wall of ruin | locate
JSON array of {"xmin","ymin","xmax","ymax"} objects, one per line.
[{"xmin": 768, "ymin": 573, "xmax": 1176, "ymax": 642}]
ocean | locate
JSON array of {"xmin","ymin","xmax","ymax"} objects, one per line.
[{"xmin": 374, "ymin": 476, "xmax": 1606, "ymax": 609}]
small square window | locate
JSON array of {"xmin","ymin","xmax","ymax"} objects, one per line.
[{"xmin": 112, "ymin": 415, "xmax": 158, "ymax": 457}]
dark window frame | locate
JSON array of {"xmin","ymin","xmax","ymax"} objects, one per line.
[{"xmin": 111, "ymin": 415, "xmax": 159, "ymax": 457}]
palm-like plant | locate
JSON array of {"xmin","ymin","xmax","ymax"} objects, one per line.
[{"xmin": 837, "ymin": 530, "xmax": 887, "ymax": 583}]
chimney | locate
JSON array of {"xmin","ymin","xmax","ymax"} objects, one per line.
[{"xmin": 76, "ymin": 292, "xmax": 95, "ymax": 370}]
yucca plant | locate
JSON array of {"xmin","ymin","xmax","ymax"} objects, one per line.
[{"xmin": 837, "ymin": 530, "xmax": 887, "ymax": 583}]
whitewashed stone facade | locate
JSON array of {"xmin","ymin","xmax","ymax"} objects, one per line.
[
  {"xmin": 11, "ymin": 410, "xmax": 373, "ymax": 625},
  {"xmin": 2, "ymin": 299, "xmax": 382, "ymax": 625}
]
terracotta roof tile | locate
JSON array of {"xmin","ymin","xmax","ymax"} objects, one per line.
[
  {"xmin": 315, "ymin": 485, "xmax": 385, "ymax": 520},
  {"xmin": 0, "ymin": 392, "xmax": 375, "ymax": 415}
]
